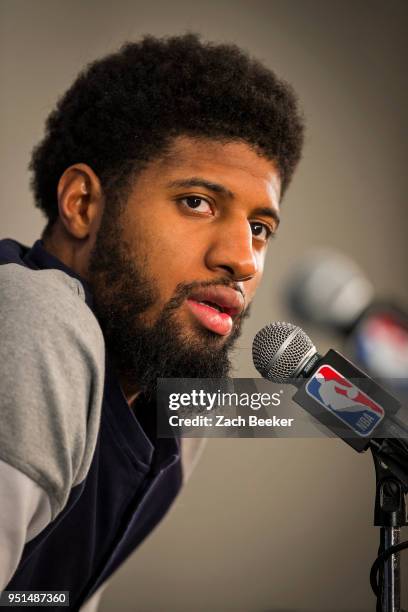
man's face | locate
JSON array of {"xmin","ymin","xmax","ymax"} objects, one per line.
[{"xmin": 88, "ymin": 136, "xmax": 281, "ymax": 397}]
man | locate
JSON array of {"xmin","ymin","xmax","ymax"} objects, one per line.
[{"xmin": 0, "ymin": 34, "xmax": 304, "ymax": 610}]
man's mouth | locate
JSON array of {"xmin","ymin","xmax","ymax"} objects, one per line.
[{"xmin": 185, "ymin": 286, "xmax": 245, "ymax": 336}]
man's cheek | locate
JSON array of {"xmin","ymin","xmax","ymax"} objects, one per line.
[
  {"xmin": 149, "ymin": 269, "xmax": 183, "ymax": 306},
  {"xmin": 246, "ymin": 272, "xmax": 263, "ymax": 303},
  {"xmin": 256, "ymin": 249, "xmax": 267, "ymax": 275}
]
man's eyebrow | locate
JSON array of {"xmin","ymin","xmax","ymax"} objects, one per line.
[
  {"xmin": 252, "ymin": 206, "xmax": 280, "ymax": 227},
  {"xmin": 167, "ymin": 176, "xmax": 280, "ymax": 225},
  {"xmin": 166, "ymin": 177, "xmax": 235, "ymax": 198}
]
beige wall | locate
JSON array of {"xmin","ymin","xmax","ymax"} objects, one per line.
[{"xmin": 1, "ymin": 0, "xmax": 407, "ymax": 610}]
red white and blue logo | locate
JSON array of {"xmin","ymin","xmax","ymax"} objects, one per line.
[
  {"xmin": 306, "ymin": 365, "xmax": 385, "ymax": 436},
  {"xmin": 355, "ymin": 313, "xmax": 408, "ymax": 383}
]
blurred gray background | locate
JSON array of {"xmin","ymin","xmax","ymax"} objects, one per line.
[{"xmin": 1, "ymin": 0, "xmax": 407, "ymax": 610}]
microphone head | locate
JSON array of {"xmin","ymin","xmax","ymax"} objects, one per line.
[
  {"xmin": 285, "ymin": 249, "xmax": 374, "ymax": 329},
  {"xmin": 252, "ymin": 321, "xmax": 316, "ymax": 383}
]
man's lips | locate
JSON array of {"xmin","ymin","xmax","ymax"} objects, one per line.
[{"xmin": 186, "ymin": 286, "xmax": 245, "ymax": 336}]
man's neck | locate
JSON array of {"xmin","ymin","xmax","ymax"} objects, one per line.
[{"xmin": 42, "ymin": 223, "xmax": 92, "ymax": 280}]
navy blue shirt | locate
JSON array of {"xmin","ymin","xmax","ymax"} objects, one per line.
[{"xmin": 0, "ymin": 239, "xmax": 182, "ymax": 610}]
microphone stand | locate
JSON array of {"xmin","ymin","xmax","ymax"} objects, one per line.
[
  {"xmin": 369, "ymin": 437, "xmax": 408, "ymax": 611},
  {"xmin": 264, "ymin": 341, "xmax": 408, "ymax": 609}
]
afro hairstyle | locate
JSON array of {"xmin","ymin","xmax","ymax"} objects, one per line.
[{"xmin": 30, "ymin": 33, "xmax": 305, "ymax": 228}]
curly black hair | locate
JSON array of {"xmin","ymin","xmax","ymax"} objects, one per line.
[{"xmin": 30, "ymin": 33, "xmax": 304, "ymax": 228}]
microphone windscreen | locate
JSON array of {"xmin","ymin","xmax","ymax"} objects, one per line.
[
  {"xmin": 284, "ymin": 249, "xmax": 374, "ymax": 329},
  {"xmin": 252, "ymin": 321, "xmax": 315, "ymax": 382}
]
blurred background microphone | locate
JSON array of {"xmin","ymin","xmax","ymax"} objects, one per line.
[{"xmin": 284, "ymin": 249, "xmax": 408, "ymax": 398}]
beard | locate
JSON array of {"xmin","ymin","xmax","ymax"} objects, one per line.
[{"xmin": 87, "ymin": 208, "xmax": 249, "ymax": 401}]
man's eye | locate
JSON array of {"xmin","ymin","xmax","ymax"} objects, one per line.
[
  {"xmin": 250, "ymin": 221, "xmax": 272, "ymax": 242},
  {"xmin": 179, "ymin": 196, "xmax": 212, "ymax": 213}
]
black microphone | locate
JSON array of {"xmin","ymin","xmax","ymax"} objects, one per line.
[
  {"xmin": 252, "ymin": 322, "xmax": 408, "ymax": 468},
  {"xmin": 284, "ymin": 249, "xmax": 374, "ymax": 332},
  {"xmin": 284, "ymin": 250, "xmax": 408, "ymax": 393}
]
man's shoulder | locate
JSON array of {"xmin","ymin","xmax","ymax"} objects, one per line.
[
  {"xmin": 0, "ymin": 263, "xmax": 105, "ymax": 518},
  {"xmin": 1, "ymin": 262, "xmax": 88, "ymax": 312},
  {"xmin": 0, "ymin": 263, "xmax": 103, "ymax": 347}
]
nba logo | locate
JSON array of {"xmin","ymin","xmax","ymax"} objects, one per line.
[
  {"xmin": 306, "ymin": 365, "xmax": 385, "ymax": 436},
  {"xmin": 355, "ymin": 313, "xmax": 408, "ymax": 383}
]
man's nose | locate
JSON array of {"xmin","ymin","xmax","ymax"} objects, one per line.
[{"xmin": 204, "ymin": 217, "xmax": 258, "ymax": 281}]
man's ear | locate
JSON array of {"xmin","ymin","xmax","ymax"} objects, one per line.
[{"xmin": 57, "ymin": 163, "xmax": 103, "ymax": 239}]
